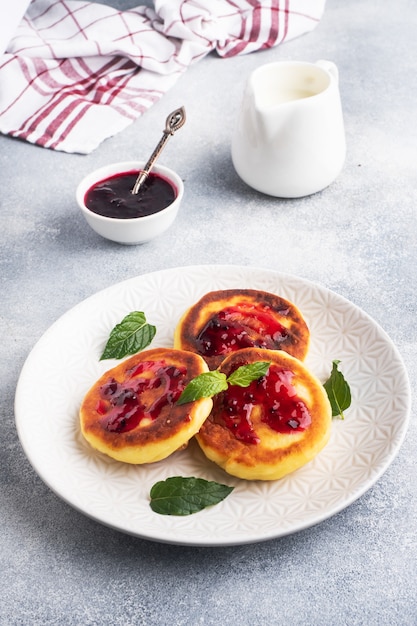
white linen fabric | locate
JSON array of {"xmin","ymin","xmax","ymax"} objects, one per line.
[{"xmin": 0, "ymin": 0, "xmax": 326, "ymax": 153}]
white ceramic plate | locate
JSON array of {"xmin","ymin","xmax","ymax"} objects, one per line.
[{"xmin": 15, "ymin": 266, "xmax": 410, "ymax": 546}]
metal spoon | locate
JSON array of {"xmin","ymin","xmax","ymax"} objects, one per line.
[{"xmin": 131, "ymin": 106, "xmax": 186, "ymax": 195}]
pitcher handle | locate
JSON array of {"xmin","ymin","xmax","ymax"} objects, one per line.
[{"xmin": 316, "ymin": 59, "xmax": 339, "ymax": 84}]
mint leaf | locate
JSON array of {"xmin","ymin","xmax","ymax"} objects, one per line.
[
  {"xmin": 177, "ymin": 361, "xmax": 271, "ymax": 405},
  {"xmin": 177, "ymin": 370, "xmax": 228, "ymax": 405},
  {"xmin": 150, "ymin": 476, "xmax": 234, "ymax": 515},
  {"xmin": 227, "ymin": 361, "xmax": 270, "ymax": 387},
  {"xmin": 100, "ymin": 311, "xmax": 156, "ymax": 360},
  {"xmin": 323, "ymin": 360, "xmax": 351, "ymax": 419}
]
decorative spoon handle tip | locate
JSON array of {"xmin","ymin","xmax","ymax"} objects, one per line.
[{"xmin": 132, "ymin": 106, "xmax": 186, "ymax": 195}]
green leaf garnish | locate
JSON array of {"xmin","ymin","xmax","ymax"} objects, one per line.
[
  {"xmin": 100, "ymin": 311, "xmax": 156, "ymax": 360},
  {"xmin": 227, "ymin": 361, "xmax": 271, "ymax": 387},
  {"xmin": 323, "ymin": 360, "xmax": 351, "ymax": 419},
  {"xmin": 176, "ymin": 370, "xmax": 228, "ymax": 405},
  {"xmin": 150, "ymin": 476, "xmax": 234, "ymax": 516},
  {"xmin": 177, "ymin": 361, "xmax": 271, "ymax": 405}
]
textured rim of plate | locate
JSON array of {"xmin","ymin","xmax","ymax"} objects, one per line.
[{"xmin": 14, "ymin": 265, "xmax": 411, "ymax": 546}]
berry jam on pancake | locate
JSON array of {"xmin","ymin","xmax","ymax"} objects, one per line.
[
  {"xmin": 174, "ymin": 289, "xmax": 310, "ymax": 370},
  {"xmin": 196, "ymin": 348, "xmax": 331, "ymax": 481},
  {"xmin": 80, "ymin": 348, "xmax": 212, "ymax": 464}
]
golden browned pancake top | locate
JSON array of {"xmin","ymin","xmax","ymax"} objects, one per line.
[
  {"xmin": 174, "ymin": 289, "xmax": 310, "ymax": 370},
  {"xmin": 80, "ymin": 347, "xmax": 212, "ymax": 464},
  {"xmin": 196, "ymin": 347, "xmax": 331, "ymax": 481}
]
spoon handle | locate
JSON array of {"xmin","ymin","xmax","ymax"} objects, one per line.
[{"xmin": 132, "ymin": 106, "xmax": 186, "ymax": 195}]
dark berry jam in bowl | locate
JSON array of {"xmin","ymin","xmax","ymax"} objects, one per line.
[{"xmin": 76, "ymin": 161, "xmax": 184, "ymax": 244}]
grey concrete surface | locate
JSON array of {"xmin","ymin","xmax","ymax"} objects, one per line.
[{"xmin": 1, "ymin": 1, "xmax": 416, "ymax": 624}]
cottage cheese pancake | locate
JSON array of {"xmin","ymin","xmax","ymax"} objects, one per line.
[
  {"xmin": 174, "ymin": 289, "xmax": 310, "ymax": 370},
  {"xmin": 196, "ymin": 348, "xmax": 332, "ymax": 481},
  {"xmin": 80, "ymin": 348, "xmax": 212, "ymax": 464}
]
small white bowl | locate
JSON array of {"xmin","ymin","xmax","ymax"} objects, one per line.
[{"xmin": 76, "ymin": 161, "xmax": 184, "ymax": 245}]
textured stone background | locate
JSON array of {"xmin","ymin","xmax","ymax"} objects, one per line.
[{"xmin": 1, "ymin": 1, "xmax": 416, "ymax": 624}]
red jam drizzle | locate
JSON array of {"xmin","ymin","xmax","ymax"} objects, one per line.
[
  {"xmin": 97, "ymin": 360, "xmax": 186, "ymax": 433},
  {"xmin": 196, "ymin": 303, "xmax": 288, "ymax": 358},
  {"xmin": 85, "ymin": 170, "xmax": 176, "ymax": 219},
  {"xmin": 213, "ymin": 365, "xmax": 311, "ymax": 444}
]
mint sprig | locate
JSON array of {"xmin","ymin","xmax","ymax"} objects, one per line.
[
  {"xmin": 177, "ymin": 361, "xmax": 271, "ymax": 405},
  {"xmin": 150, "ymin": 476, "xmax": 234, "ymax": 515},
  {"xmin": 227, "ymin": 361, "xmax": 271, "ymax": 387},
  {"xmin": 323, "ymin": 360, "xmax": 351, "ymax": 419},
  {"xmin": 177, "ymin": 370, "xmax": 229, "ymax": 404},
  {"xmin": 100, "ymin": 311, "xmax": 156, "ymax": 360}
]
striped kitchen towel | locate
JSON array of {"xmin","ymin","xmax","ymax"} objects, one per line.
[{"xmin": 0, "ymin": 0, "xmax": 326, "ymax": 153}]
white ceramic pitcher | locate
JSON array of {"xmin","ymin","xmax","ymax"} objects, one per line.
[{"xmin": 231, "ymin": 60, "xmax": 346, "ymax": 198}]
